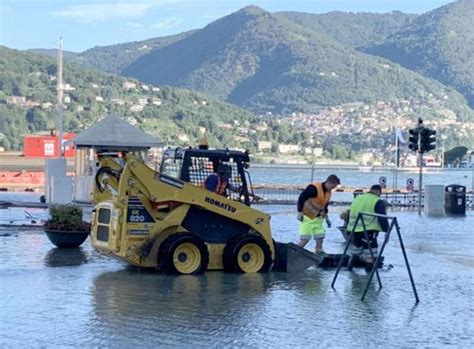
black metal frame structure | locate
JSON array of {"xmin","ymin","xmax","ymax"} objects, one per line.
[
  {"xmin": 331, "ymin": 212, "xmax": 419, "ymax": 304},
  {"xmin": 159, "ymin": 147, "xmax": 255, "ymax": 206}
]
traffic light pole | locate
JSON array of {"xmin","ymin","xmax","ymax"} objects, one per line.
[
  {"xmin": 418, "ymin": 151, "xmax": 423, "ymax": 215},
  {"xmin": 408, "ymin": 118, "xmax": 436, "ymax": 215},
  {"xmin": 415, "ymin": 119, "xmax": 424, "ymax": 215}
]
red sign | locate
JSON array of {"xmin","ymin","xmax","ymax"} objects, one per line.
[{"xmin": 23, "ymin": 132, "xmax": 76, "ymax": 158}]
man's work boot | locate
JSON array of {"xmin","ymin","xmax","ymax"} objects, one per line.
[{"xmin": 315, "ymin": 249, "xmax": 326, "ymax": 255}]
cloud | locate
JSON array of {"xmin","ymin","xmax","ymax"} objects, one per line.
[
  {"xmin": 49, "ymin": 1, "xmax": 187, "ymax": 23},
  {"xmin": 150, "ymin": 17, "xmax": 183, "ymax": 30},
  {"xmin": 126, "ymin": 22, "xmax": 146, "ymax": 29}
]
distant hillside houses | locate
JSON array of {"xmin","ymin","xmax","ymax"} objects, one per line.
[
  {"xmin": 278, "ymin": 144, "xmax": 299, "ymax": 154},
  {"xmin": 284, "ymin": 99, "xmax": 473, "ymax": 146},
  {"xmin": 130, "ymin": 104, "xmax": 144, "ymax": 112},
  {"xmin": 122, "ymin": 81, "xmax": 137, "ymax": 90},
  {"xmin": 303, "ymin": 147, "xmax": 323, "ymax": 156},
  {"xmin": 6, "ymin": 96, "xmax": 26, "ymax": 105},
  {"xmin": 6, "ymin": 96, "xmax": 40, "ymax": 108},
  {"xmin": 63, "ymin": 83, "xmax": 75, "ymax": 91},
  {"xmin": 257, "ymin": 141, "xmax": 271, "ymax": 152},
  {"xmin": 177, "ymin": 134, "xmax": 189, "ymax": 142}
]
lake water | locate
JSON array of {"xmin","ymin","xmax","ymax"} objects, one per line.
[
  {"xmin": 250, "ymin": 165, "xmax": 474, "ymax": 191},
  {"xmin": 0, "ymin": 202, "xmax": 473, "ymax": 348}
]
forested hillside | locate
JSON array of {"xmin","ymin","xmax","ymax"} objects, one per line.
[
  {"xmin": 28, "ymin": 48, "xmax": 78, "ymax": 59},
  {"xmin": 73, "ymin": 31, "xmax": 197, "ymax": 75},
  {"xmin": 29, "ymin": 32, "xmax": 196, "ymax": 76},
  {"xmin": 279, "ymin": 10, "xmax": 416, "ymax": 49},
  {"xmin": 365, "ymin": 0, "xmax": 474, "ymax": 107},
  {"xmin": 1, "ymin": 46, "xmax": 303, "ymax": 151},
  {"xmin": 120, "ymin": 6, "xmax": 470, "ymax": 117}
]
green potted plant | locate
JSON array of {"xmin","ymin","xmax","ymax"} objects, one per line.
[{"xmin": 44, "ymin": 205, "xmax": 91, "ymax": 248}]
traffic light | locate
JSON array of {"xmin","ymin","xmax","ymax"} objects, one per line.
[
  {"xmin": 420, "ymin": 128, "xmax": 436, "ymax": 153},
  {"xmin": 408, "ymin": 128, "xmax": 420, "ymax": 152}
]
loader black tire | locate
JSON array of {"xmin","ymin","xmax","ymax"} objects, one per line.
[
  {"xmin": 158, "ymin": 233, "xmax": 209, "ymax": 275},
  {"xmin": 223, "ymin": 233, "xmax": 272, "ymax": 273}
]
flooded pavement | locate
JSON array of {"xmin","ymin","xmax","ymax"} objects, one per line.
[{"xmin": 0, "ymin": 207, "xmax": 473, "ymax": 348}]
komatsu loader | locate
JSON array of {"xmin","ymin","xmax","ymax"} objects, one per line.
[{"xmin": 90, "ymin": 147, "xmax": 323, "ymax": 274}]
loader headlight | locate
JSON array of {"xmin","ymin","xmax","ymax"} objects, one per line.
[{"xmin": 96, "ymin": 207, "xmax": 112, "ymax": 242}]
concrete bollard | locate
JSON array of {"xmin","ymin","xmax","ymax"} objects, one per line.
[{"xmin": 424, "ymin": 185, "xmax": 445, "ymax": 216}]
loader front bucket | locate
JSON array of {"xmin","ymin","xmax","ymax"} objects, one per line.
[{"xmin": 272, "ymin": 242, "xmax": 324, "ymax": 272}]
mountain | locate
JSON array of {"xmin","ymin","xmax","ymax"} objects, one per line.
[
  {"xmin": 0, "ymin": 46, "xmax": 269, "ymax": 151},
  {"xmin": 278, "ymin": 10, "xmax": 417, "ymax": 49},
  {"xmin": 121, "ymin": 6, "xmax": 471, "ymax": 117},
  {"xmin": 72, "ymin": 31, "xmax": 197, "ymax": 75},
  {"xmin": 365, "ymin": 0, "xmax": 474, "ymax": 107},
  {"xmin": 4, "ymin": 3, "xmax": 473, "ymax": 156}
]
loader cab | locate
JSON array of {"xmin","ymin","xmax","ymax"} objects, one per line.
[{"xmin": 160, "ymin": 147, "xmax": 255, "ymax": 206}]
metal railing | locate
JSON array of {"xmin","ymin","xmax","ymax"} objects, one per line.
[
  {"xmin": 360, "ymin": 191, "xmax": 425, "ymax": 209},
  {"xmin": 251, "ymin": 185, "xmax": 473, "ymax": 210},
  {"xmin": 331, "ymin": 212, "xmax": 419, "ymax": 304},
  {"xmin": 253, "ymin": 186, "xmax": 303, "ymax": 204}
]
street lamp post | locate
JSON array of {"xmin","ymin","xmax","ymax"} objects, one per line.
[{"xmin": 57, "ymin": 37, "xmax": 64, "ymax": 159}]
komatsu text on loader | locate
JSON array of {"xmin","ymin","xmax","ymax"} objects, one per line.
[{"xmin": 90, "ymin": 147, "xmax": 322, "ymax": 274}]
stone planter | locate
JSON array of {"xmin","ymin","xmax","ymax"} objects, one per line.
[{"xmin": 44, "ymin": 229, "xmax": 90, "ymax": 248}]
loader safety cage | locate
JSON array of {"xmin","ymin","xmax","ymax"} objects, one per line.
[{"xmin": 160, "ymin": 147, "xmax": 255, "ymax": 206}]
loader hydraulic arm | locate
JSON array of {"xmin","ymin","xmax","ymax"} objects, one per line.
[{"xmin": 92, "ymin": 157, "xmax": 124, "ymax": 204}]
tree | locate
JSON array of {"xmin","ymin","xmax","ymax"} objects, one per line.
[
  {"xmin": 26, "ymin": 109, "xmax": 50, "ymax": 131},
  {"xmin": 2, "ymin": 138, "xmax": 11, "ymax": 150},
  {"xmin": 330, "ymin": 144, "xmax": 350, "ymax": 160},
  {"xmin": 444, "ymin": 146, "xmax": 468, "ymax": 165}
]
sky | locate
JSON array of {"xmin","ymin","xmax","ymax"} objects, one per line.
[{"xmin": 0, "ymin": 0, "xmax": 454, "ymax": 52}]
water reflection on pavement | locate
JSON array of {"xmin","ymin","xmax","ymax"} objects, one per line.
[{"xmin": 0, "ymin": 208, "xmax": 473, "ymax": 348}]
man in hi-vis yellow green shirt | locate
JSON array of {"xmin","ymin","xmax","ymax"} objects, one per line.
[{"xmin": 347, "ymin": 184, "xmax": 389, "ymax": 267}]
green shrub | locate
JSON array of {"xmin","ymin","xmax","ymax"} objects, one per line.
[{"xmin": 44, "ymin": 205, "xmax": 90, "ymax": 231}]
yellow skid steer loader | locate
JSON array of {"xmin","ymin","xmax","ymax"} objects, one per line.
[{"xmin": 90, "ymin": 148, "xmax": 322, "ymax": 274}]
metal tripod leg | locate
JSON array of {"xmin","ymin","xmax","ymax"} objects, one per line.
[
  {"xmin": 331, "ymin": 215, "xmax": 359, "ymax": 288},
  {"xmin": 394, "ymin": 219, "xmax": 420, "ymax": 304},
  {"xmin": 360, "ymin": 216, "xmax": 383, "ymax": 290},
  {"xmin": 361, "ymin": 220, "xmax": 394, "ymax": 301},
  {"xmin": 331, "ymin": 229, "xmax": 354, "ymax": 288}
]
